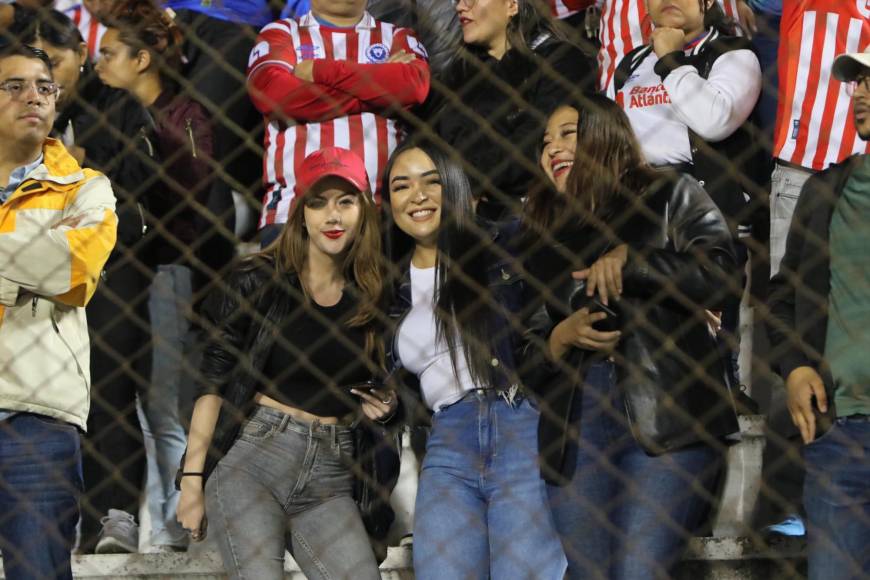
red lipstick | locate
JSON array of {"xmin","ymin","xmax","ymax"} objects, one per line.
[{"xmin": 323, "ymin": 230, "xmax": 345, "ymax": 239}]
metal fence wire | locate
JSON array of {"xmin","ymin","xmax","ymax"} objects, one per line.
[{"xmin": 0, "ymin": 1, "xmax": 868, "ymax": 579}]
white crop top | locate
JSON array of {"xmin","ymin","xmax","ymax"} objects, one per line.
[{"xmin": 396, "ymin": 265, "xmax": 477, "ymax": 412}]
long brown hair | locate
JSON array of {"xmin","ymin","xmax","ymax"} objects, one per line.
[
  {"xmin": 261, "ymin": 184, "xmax": 384, "ymax": 358},
  {"xmin": 526, "ymin": 94, "xmax": 660, "ymax": 235}
]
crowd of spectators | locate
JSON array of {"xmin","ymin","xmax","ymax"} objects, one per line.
[{"xmin": 0, "ymin": 0, "xmax": 867, "ymax": 579}]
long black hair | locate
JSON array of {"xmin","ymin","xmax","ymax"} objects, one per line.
[{"xmin": 382, "ymin": 139, "xmax": 499, "ymax": 389}]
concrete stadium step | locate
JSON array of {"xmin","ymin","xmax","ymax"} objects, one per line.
[
  {"xmin": 0, "ymin": 537, "xmax": 806, "ymax": 579},
  {"xmin": 711, "ymin": 414, "xmax": 767, "ymax": 537}
]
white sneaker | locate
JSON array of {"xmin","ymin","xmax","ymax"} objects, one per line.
[{"xmin": 95, "ymin": 509, "xmax": 139, "ymax": 554}]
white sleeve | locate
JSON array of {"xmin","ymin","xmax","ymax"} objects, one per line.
[{"xmin": 661, "ymin": 49, "xmax": 761, "ymax": 142}]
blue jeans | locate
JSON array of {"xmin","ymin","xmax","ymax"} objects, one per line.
[
  {"xmin": 140, "ymin": 264, "xmax": 192, "ymax": 546},
  {"xmin": 205, "ymin": 406, "xmax": 380, "ymax": 580},
  {"xmin": 803, "ymin": 416, "xmax": 870, "ymax": 580},
  {"xmin": 414, "ymin": 393, "xmax": 566, "ymax": 580},
  {"xmin": 548, "ymin": 362, "xmax": 723, "ymax": 580},
  {"xmin": 0, "ymin": 414, "xmax": 83, "ymax": 580}
]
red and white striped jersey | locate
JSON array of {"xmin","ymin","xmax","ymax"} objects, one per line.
[
  {"xmin": 549, "ymin": 0, "xmax": 594, "ymax": 20},
  {"xmin": 54, "ymin": 1, "xmax": 106, "ymax": 62},
  {"xmin": 247, "ymin": 12, "xmax": 429, "ymax": 227},
  {"xmin": 597, "ymin": 0, "xmax": 742, "ymax": 92},
  {"xmin": 773, "ymin": 0, "xmax": 870, "ymax": 171}
]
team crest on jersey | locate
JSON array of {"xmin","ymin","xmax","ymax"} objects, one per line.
[
  {"xmin": 366, "ymin": 43, "xmax": 389, "ymax": 63},
  {"xmin": 248, "ymin": 41, "xmax": 269, "ymax": 67},
  {"xmin": 298, "ymin": 44, "xmax": 323, "ymax": 60}
]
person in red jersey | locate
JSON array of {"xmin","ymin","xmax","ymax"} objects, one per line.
[
  {"xmin": 769, "ymin": 0, "xmax": 870, "ymax": 276},
  {"xmin": 246, "ymin": 0, "xmax": 430, "ymax": 244}
]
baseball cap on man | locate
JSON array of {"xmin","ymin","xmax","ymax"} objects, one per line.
[
  {"xmin": 833, "ymin": 46, "xmax": 870, "ymax": 82},
  {"xmin": 294, "ymin": 147, "xmax": 370, "ymax": 198}
]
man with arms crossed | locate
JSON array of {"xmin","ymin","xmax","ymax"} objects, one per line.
[{"xmin": 0, "ymin": 44, "xmax": 116, "ymax": 579}]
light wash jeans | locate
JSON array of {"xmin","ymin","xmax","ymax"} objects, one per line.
[
  {"xmin": 205, "ymin": 406, "xmax": 381, "ymax": 580},
  {"xmin": 413, "ymin": 392, "xmax": 567, "ymax": 580},
  {"xmin": 769, "ymin": 162, "xmax": 813, "ymax": 276},
  {"xmin": 140, "ymin": 264, "xmax": 192, "ymax": 548}
]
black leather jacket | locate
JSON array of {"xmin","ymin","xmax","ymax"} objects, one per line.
[
  {"xmin": 384, "ymin": 219, "xmax": 525, "ymax": 424},
  {"xmin": 521, "ymin": 174, "xmax": 740, "ymax": 484},
  {"xmin": 182, "ymin": 257, "xmax": 399, "ymax": 540},
  {"xmin": 187, "ymin": 257, "xmax": 303, "ymax": 482}
]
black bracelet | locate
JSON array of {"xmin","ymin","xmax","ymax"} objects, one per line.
[{"xmin": 180, "ymin": 472, "xmax": 204, "ymax": 478}]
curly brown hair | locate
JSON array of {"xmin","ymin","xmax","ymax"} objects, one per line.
[{"xmin": 101, "ymin": 0, "xmax": 183, "ymax": 75}]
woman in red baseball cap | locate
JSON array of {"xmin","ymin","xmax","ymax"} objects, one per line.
[{"xmin": 177, "ymin": 147, "xmax": 394, "ymax": 580}]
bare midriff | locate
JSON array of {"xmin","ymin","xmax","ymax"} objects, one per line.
[{"xmin": 253, "ymin": 392, "xmax": 343, "ymax": 425}]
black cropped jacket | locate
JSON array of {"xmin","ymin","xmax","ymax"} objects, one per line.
[{"xmin": 521, "ymin": 174, "xmax": 740, "ymax": 484}]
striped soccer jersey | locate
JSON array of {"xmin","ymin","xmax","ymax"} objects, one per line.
[
  {"xmin": 247, "ymin": 12, "xmax": 428, "ymax": 227},
  {"xmin": 54, "ymin": 1, "xmax": 106, "ymax": 62},
  {"xmin": 598, "ymin": 0, "xmax": 742, "ymax": 92},
  {"xmin": 773, "ymin": 0, "xmax": 870, "ymax": 171}
]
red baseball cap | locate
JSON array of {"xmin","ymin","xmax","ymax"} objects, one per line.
[{"xmin": 294, "ymin": 147, "xmax": 370, "ymax": 198}]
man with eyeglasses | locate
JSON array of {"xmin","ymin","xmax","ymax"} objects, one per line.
[
  {"xmin": 767, "ymin": 46, "xmax": 870, "ymax": 580},
  {"xmin": 0, "ymin": 44, "xmax": 116, "ymax": 580}
]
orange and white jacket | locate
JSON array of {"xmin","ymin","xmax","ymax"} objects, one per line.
[{"xmin": 0, "ymin": 138, "xmax": 117, "ymax": 430}]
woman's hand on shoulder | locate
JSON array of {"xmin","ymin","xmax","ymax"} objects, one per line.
[
  {"xmin": 353, "ymin": 387, "xmax": 399, "ymax": 422},
  {"xmin": 574, "ymin": 244, "xmax": 629, "ymax": 306}
]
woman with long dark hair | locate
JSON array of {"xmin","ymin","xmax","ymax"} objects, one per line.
[
  {"xmin": 523, "ymin": 94, "xmax": 739, "ymax": 579},
  {"xmin": 383, "ymin": 140, "xmax": 566, "ymax": 579},
  {"xmin": 176, "ymin": 147, "xmax": 393, "ymax": 580},
  {"xmin": 424, "ymin": 0, "xmax": 595, "ymax": 220},
  {"xmin": 8, "ymin": 6, "xmax": 156, "ymax": 553}
]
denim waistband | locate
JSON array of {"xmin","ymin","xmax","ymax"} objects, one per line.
[{"xmin": 249, "ymin": 405, "xmax": 353, "ymax": 439}]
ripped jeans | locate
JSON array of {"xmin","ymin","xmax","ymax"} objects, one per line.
[{"xmin": 205, "ymin": 406, "xmax": 380, "ymax": 580}]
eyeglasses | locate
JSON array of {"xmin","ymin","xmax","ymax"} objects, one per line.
[
  {"xmin": 845, "ymin": 75, "xmax": 870, "ymax": 97},
  {"xmin": 0, "ymin": 80, "xmax": 59, "ymax": 101}
]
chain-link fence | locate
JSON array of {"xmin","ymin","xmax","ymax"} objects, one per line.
[{"xmin": 0, "ymin": 0, "xmax": 868, "ymax": 579}]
